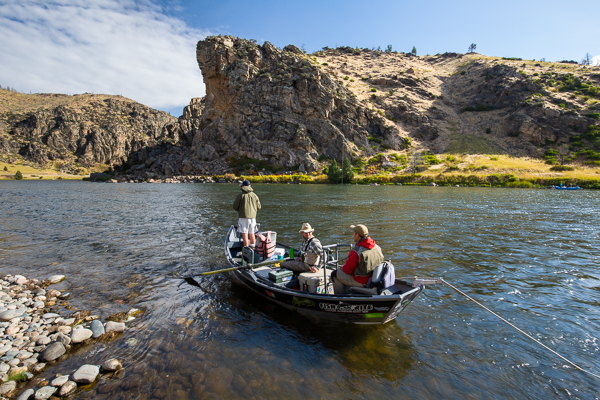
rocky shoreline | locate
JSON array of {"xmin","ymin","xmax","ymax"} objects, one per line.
[
  {"xmin": 0, "ymin": 275, "xmax": 136, "ymax": 399},
  {"xmin": 90, "ymin": 173, "xmax": 220, "ymax": 184}
]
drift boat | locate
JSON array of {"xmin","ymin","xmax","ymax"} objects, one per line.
[{"xmin": 223, "ymin": 225, "xmax": 428, "ymax": 324}]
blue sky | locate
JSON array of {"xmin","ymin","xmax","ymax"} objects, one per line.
[{"xmin": 1, "ymin": 0, "xmax": 599, "ymax": 117}]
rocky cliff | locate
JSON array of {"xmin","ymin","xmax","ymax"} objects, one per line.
[
  {"xmin": 186, "ymin": 36, "xmax": 406, "ymax": 172},
  {"xmin": 0, "ymin": 90, "xmax": 178, "ymax": 173}
]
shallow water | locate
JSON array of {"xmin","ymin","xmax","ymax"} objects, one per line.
[{"xmin": 1, "ymin": 181, "xmax": 599, "ymax": 399}]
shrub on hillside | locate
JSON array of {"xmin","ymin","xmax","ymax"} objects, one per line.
[
  {"xmin": 582, "ymin": 125, "xmax": 599, "ymax": 141},
  {"xmin": 14, "ymin": 170, "xmax": 23, "ymax": 180},
  {"xmin": 424, "ymin": 154, "xmax": 442, "ymax": 165},
  {"xmin": 543, "ymin": 149, "xmax": 560, "ymax": 164},
  {"xmin": 549, "ymin": 165, "xmax": 575, "ymax": 171}
]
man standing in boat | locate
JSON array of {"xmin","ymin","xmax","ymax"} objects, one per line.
[
  {"xmin": 233, "ymin": 180, "xmax": 261, "ymax": 248},
  {"xmin": 332, "ymin": 224, "xmax": 384, "ymax": 294},
  {"xmin": 280, "ymin": 223, "xmax": 323, "ymax": 273}
]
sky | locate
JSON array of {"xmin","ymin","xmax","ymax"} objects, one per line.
[{"xmin": 1, "ymin": 0, "xmax": 599, "ymax": 117}]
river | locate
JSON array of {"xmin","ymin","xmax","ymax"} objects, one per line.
[{"xmin": 0, "ymin": 181, "xmax": 598, "ymax": 399}]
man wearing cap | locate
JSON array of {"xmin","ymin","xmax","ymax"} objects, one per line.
[
  {"xmin": 233, "ymin": 180, "xmax": 261, "ymax": 248},
  {"xmin": 280, "ymin": 223, "xmax": 323, "ymax": 273},
  {"xmin": 332, "ymin": 224, "xmax": 385, "ymax": 294}
]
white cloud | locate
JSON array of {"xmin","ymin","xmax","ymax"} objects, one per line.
[
  {"xmin": 0, "ymin": 0, "xmax": 207, "ymax": 112},
  {"xmin": 592, "ymin": 55, "xmax": 600, "ymax": 66}
]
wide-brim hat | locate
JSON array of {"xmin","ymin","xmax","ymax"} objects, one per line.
[
  {"xmin": 350, "ymin": 224, "xmax": 368, "ymax": 237},
  {"xmin": 299, "ymin": 222, "xmax": 314, "ymax": 233}
]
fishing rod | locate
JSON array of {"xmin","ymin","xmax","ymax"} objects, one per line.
[{"xmin": 433, "ymin": 277, "xmax": 600, "ymax": 380}]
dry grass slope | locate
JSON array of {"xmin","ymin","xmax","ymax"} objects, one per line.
[{"xmin": 307, "ymin": 48, "xmax": 600, "ymax": 181}]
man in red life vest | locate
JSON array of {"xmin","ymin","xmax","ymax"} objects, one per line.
[{"xmin": 332, "ymin": 224, "xmax": 384, "ymax": 294}]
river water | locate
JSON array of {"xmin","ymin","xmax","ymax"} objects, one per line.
[{"xmin": 0, "ymin": 181, "xmax": 599, "ymax": 399}]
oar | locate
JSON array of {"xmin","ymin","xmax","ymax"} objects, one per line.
[
  {"xmin": 180, "ymin": 257, "xmax": 292, "ymax": 288},
  {"xmin": 198, "ymin": 257, "xmax": 291, "ymax": 276}
]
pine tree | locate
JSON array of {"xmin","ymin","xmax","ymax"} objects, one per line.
[
  {"xmin": 342, "ymin": 156, "xmax": 354, "ymax": 183},
  {"xmin": 14, "ymin": 170, "xmax": 23, "ymax": 180},
  {"xmin": 327, "ymin": 159, "xmax": 342, "ymax": 184},
  {"xmin": 411, "ymin": 46, "xmax": 417, "ymax": 56},
  {"xmin": 468, "ymin": 43, "xmax": 477, "ymax": 53}
]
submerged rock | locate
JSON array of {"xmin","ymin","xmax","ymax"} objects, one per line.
[
  {"xmin": 72, "ymin": 364, "xmax": 100, "ymax": 384},
  {"xmin": 47, "ymin": 275, "xmax": 65, "ymax": 284},
  {"xmin": 104, "ymin": 321, "xmax": 125, "ymax": 333},
  {"xmin": 58, "ymin": 380, "xmax": 77, "ymax": 396},
  {"xmin": 51, "ymin": 374, "xmax": 69, "ymax": 387},
  {"xmin": 101, "ymin": 358, "xmax": 122, "ymax": 372}
]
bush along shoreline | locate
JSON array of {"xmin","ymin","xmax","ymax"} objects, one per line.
[
  {"xmin": 0, "ymin": 274, "xmax": 138, "ymax": 399},
  {"xmin": 86, "ymin": 172, "xmax": 600, "ymax": 189}
]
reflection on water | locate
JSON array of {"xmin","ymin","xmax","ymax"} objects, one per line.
[{"xmin": 1, "ymin": 181, "xmax": 599, "ymax": 399}]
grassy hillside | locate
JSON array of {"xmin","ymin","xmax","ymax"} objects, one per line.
[{"xmin": 305, "ymin": 48, "xmax": 600, "ymax": 180}]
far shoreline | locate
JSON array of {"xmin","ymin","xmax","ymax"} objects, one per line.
[{"xmin": 2, "ymin": 173, "xmax": 597, "ymax": 189}]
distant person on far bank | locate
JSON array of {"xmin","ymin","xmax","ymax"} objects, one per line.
[
  {"xmin": 332, "ymin": 224, "xmax": 384, "ymax": 294},
  {"xmin": 280, "ymin": 223, "xmax": 323, "ymax": 273},
  {"xmin": 233, "ymin": 180, "xmax": 261, "ymax": 248}
]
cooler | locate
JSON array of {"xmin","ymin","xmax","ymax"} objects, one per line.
[{"xmin": 299, "ymin": 270, "xmax": 333, "ymax": 294}]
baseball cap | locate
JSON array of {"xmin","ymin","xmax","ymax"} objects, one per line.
[{"xmin": 350, "ymin": 224, "xmax": 368, "ymax": 237}]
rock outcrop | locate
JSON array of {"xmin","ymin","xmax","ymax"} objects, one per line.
[
  {"xmin": 0, "ymin": 91, "xmax": 178, "ymax": 172},
  {"xmin": 188, "ymin": 36, "xmax": 406, "ymax": 172}
]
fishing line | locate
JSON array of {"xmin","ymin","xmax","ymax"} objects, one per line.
[{"xmin": 440, "ymin": 278, "xmax": 600, "ymax": 380}]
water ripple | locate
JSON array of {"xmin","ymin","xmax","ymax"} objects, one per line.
[{"xmin": 1, "ymin": 182, "xmax": 600, "ymax": 399}]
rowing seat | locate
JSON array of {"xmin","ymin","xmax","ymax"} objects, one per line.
[{"xmin": 347, "ymin": 261, "xmax": 395, "ymax": 296}]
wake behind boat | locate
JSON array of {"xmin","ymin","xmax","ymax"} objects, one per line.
[{"xmin": 223, "ymin": 225, "xmax": 428, "ymax": 324}]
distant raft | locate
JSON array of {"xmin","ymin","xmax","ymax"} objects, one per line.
[{"xmin": 554, "ymin": 186, "xmax": 581, "ymax": 190}]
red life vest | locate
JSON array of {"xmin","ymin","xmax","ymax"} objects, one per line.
[{"xmin": 256, "ymin": 231, "xmax": 275, "ymax": 258}]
